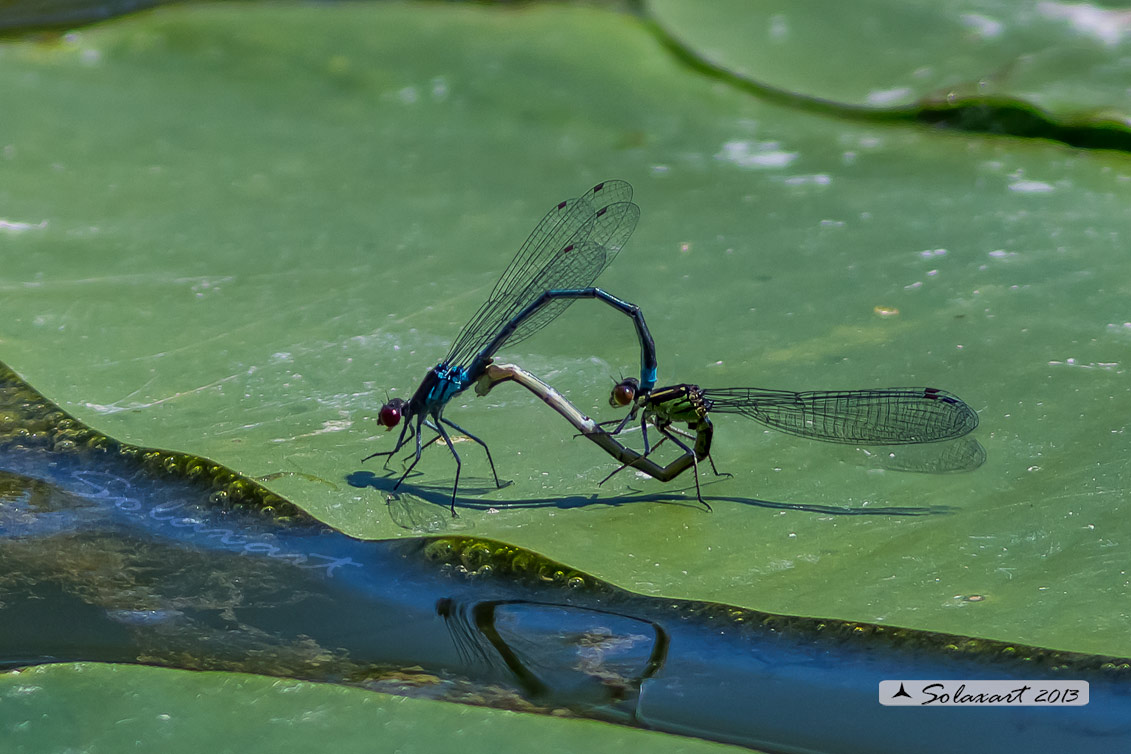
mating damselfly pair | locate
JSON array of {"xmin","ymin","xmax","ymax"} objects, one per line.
[{"xmin": 366, "ymin": 181, "xmax": 979, "ymax": 514}]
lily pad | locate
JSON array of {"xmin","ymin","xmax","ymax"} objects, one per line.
[
  {"xmin": 1, "ymin": 1, "xmax": 1130, "ymax": 750},
  {"xmin": 0, "ymin": 664, "xmax": 741, "ymax": 754},
  {"xmin": 646, "ymin": 0, "xmax": 1131, "ymax": 125}
]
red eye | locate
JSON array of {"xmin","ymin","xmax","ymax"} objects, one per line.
[
  {"xmin": 609, "ymin": 379, "xmax": 638, "ymax": 407},
  {"xmin": 378, "ymin": 399, "xmax": 405, "ymax": 429}
]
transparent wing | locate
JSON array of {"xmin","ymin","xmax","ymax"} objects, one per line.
[
  {"xmin": 860, "ymin": 436, "xmax": 987, "ymax": 473},
  {"xmin": 444, "ymin": 181, "xmax": 638, "ymax": 367},
  {"xmin": 703, "ymin": 387, "xmax": 978, "ymax": 444},
  {"xmin": 499, "ymin": 241, "xmax": 607, "ymax": 349}
]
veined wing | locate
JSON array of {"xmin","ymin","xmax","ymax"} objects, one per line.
[
  {"xmin": 497, "ymin": 241, "xmax": 608, "ymax": 349},
  {"xmin": 444, "ymin": 180, "xmax": 638, "ymax": 367},
  {"xmin": 702, "ymin": 387, "xmax": 978, "ymax": 444},
  {"xmin": 497, "ymin": 196, "xmax": 639, "ymax": 350}
]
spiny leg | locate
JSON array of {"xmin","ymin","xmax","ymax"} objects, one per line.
[
  {"xmin": 639, "ymin": 414, "xmax": 653, "ymax": 455},
  {"xmin": 431, "ymin": 420, "xmax": 465, "ymax": 517},
  {"xmin": 606, "ymin": 404, "xmax": 640, "ymax": 436},
  {"xmin": 656, "ymin": 426, "xmax": 711, "ymax": 512},
  {"xmin": 587, "ymin": 415, "xmax": 631, "ymax": 441},
  {"xmin": 440, "ymin": 417, "xmax": 503, "ymax": 489},
  {"xmin": 392, "ymin": 414, "xmax": 428, "ymax": 492},
  {"xmin": 400, "ymin": 422, "xmax": 443, "ymax": 467},
  {"xmin": 363, "ymin": 419, "xmax": 415, "ymax": 472},
  {"xmin": 706, "ymin": 454, "xmax": 730, "ymax": 479},
  {"xmin": 664, "ymin": 424, "xmax": 730, "ymax": 480},
  {"xmin": 389, "ymin": 416, "xmax": 501, "ymax": 509},
  {"xmin": 598, "ymin": 413, "xmax": 653, "ymax": 452},
  {"xmin": 598, "ymin": 435, "xmax": 670, "ymax": 487}
]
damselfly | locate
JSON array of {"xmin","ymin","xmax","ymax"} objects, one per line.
[
  {"xmin": 604, "ymin": 379, "xmax": 979, "ymax": 509},
  {"xmin": 366, "ymin": 181, "xmax": 658, "ymax": 515}
]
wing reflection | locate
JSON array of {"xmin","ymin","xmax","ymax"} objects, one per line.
[{"xmin": 437, "ymin": 597, "xmax": 666, "ymax": 715}]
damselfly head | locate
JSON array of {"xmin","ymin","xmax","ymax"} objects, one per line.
[
  {"xmin": 378, "ymin": 398, "xmax": 407, "ymax": 430},
  {"xmin": 609, "ymin": 377, "xmax": 639, "ymax": 408}
]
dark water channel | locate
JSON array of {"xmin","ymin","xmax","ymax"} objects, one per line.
[{"xmin": 1, "ymin": 360, "xmax": 1128, "ymax": 753}]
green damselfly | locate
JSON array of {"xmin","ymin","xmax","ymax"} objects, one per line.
[{"xmin": 603, "ymin": 378, "xmax": 980, "ymax": 509}]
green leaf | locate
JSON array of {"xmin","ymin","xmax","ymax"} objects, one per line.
[
  {"xmin": 1, "ymin": 2, "xmax": 1129, "ymax": 749},
  {"xmin": 0, "ymin": 664, "xmax": 742, "ymax": 754},
  {"xmin": 647, "ymin": 0, "xmax": 1131, "ymax": 125}
]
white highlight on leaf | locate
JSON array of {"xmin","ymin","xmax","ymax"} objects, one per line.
[
  {"xmin": 1009, "ymin": 179, "xmax": 1055, "ymax": 193},
  {"xmin": 1039, "ymin": 2, "xmax": 1131, "ymax": 46},
  {"xmin": 716, "ymin": 140, "xmax": 798, "ymax": 169},
  {"xmin": 960, "ymin": 13, "xmax": 1005, "ymax": 39},
  {"xmin": 0, "ymin": 219, "xmax": 47, "ymax": 233},
  {"xmin": 866, "ymin": 87, "xmax": 914, "ymax": 106}
]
